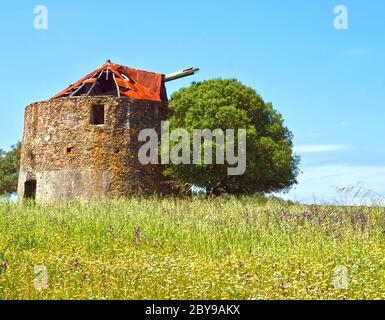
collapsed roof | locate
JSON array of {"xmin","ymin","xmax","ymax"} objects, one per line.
[{"xmin": 52, "ymin": 60, "xmax": 167, "ymax": 102}]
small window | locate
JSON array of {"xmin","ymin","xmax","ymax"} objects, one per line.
[
  {"xmin": 24, "ymin": 180, "xmax": 37, "ymax": 200},
  {"xmin": 90, "ymin": 104, "xmax": 105, "ymax": 125}
]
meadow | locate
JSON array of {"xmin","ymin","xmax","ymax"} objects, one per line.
[{"xmin": 1, "ymin": 197, "xmax": 385, "ymax": 300}]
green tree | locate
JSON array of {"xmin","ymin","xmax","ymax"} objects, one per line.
[
  {"xmin": 165, "ymin": 79, "xmax": 300, "ymax": 195},
  {"xmin": 0, "ymin": 142, "xmax": 21, "ymax": 196}
]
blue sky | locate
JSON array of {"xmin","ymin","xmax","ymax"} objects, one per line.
[{"xmin": 0, "ymin": 0, "xmax": 384, "ymax": 204}]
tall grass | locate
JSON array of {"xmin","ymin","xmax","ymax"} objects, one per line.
[{"xmin": 1, "ymin": 197, "xmax": 385, "ymax": 299}]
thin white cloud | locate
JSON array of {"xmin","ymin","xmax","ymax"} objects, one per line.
[
  {"xmin": 343, "ymin": 48, "xmax": 367, "ymax": 56},
  {"xmin": 294, "ymin": 144, "xmax": 352, "ymax": 154},
  {"xmin": 279, "ymin": 165, "xmax": 385, "ymax": 205},
  {"xmin": 301, "ymin": 132, "xmax": 324, "ymax": 139},
  {"xmin": 340, "ymin": 120, "xmax": 353, "ymax": 128}
]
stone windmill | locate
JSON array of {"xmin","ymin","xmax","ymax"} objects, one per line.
[{"xmin": 17, "ymin": 60, "xmax": 199, "ymax": 202}]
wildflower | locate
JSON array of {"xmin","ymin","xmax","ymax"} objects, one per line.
[
  {"xmin": 133, "ymin": 227, "xmax": 142, "ymax": 245},
  {"xmin": 69, "ymin": 258, "xmax": 79, "ymax": 269},
  {"xmin": 1, "ymin": 260, "xmax": 7, "ymax": 272}
]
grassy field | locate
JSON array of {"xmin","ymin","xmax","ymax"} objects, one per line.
[{"xmin": 1, "ymin": 197, "xmax": 385, "ymax": 300}]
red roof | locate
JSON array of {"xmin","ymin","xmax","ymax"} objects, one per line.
[{"xmin": 52, "ymin": 60, "xmax": 167, "ymax": 102}]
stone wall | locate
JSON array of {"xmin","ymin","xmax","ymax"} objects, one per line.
[{"xmin": 17, "ymin": 96, "xmax": 171, "ymax": 202}]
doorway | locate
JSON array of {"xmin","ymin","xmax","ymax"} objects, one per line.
[{"xmin": 24, "ymin": 180, "xmax": 37, "ymax": 200}]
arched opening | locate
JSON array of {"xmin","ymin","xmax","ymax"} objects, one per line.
[{"xmin": 24, "ymin": 180, "xmax": 37, "ymax": 200}]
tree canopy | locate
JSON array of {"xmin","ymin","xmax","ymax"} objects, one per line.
[
  {"xmin": 165, "ymin": 79, "xmax": 300, "ymax": 195},
  {"xmin": 0, "ymin": 142, "xmax": 21, "ymax": 196}
]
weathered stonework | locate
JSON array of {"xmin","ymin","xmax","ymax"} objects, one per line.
[{"xmin": 17, "ymin": 96, "xmax": 171, "ymax": 202}]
